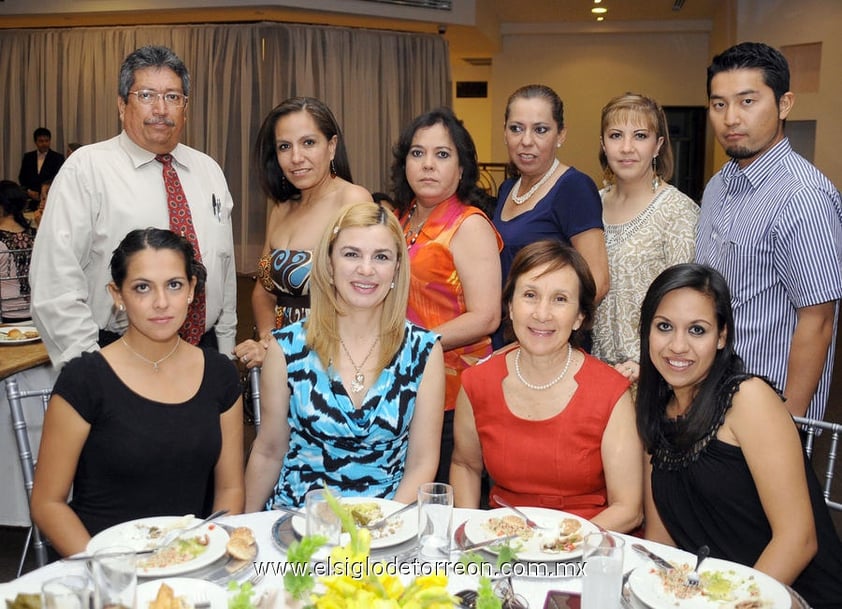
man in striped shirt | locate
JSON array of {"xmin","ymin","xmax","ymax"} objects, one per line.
[{"xmin": 696, "ymin": 42, "xmax": 842, "ymax": 421}]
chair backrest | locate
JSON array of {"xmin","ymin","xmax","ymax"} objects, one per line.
[
  {"xmin": 249, "ymin": 366, "xmax": 262, "ymax": 433},
  {"xmin": 5, "ymin": 376, "xmax": 52, "ymax": 568},
  {"xmin": 0, "ymin": 246, "xmax": 34, "ymax": 320},
  {"xmin": 794, "ymin": 416, "xmax": 842, "ymax": 512}
]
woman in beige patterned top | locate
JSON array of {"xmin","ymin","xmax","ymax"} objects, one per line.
[{"xmin": 592, "ymin": 93, "xmax": 699, "ymax": 383}]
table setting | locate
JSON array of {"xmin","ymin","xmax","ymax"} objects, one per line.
[{"xmin": 0, "ymin": 484, "xmax": 811, "ymax": 609}]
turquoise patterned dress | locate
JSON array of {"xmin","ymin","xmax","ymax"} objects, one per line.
[{"xmin": 266, "ymin": 320, "xmax": 439, "ymax": 508}]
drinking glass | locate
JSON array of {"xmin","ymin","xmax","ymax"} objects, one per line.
[
  {"xmin": 582, "ymin": 532, "xmax": 625, "ymax": 609},
  {"xmin": 42, "ymin": 575, "xmax": 90, "ymax": 609},
  {"xmin": 91, "ymin": 546, "xmax": 136, "ymax": 609},
  {"xmin": 305, "ymin": 488, "xmax": 342, "ymax": 545},
  {"xmin": 417, "ymin": 482, "xmax": 453, "ymax": 559}
]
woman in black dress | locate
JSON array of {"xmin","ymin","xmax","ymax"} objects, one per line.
[{"xmin": 637, "ymin": 263, "xmax": 842, "ymax": 609}]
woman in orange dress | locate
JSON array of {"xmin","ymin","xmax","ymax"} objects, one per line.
[
  {"xmin": 390, "ymin": 107, "xmax": 502, "ymax": 483},
  {"xmin": 451, "ymin": 240, "xmax": 643, "ymax": 533}
]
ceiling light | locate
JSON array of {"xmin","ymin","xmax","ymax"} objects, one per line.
[
  {"xmin": 591, "ymin": 7, "xmax": 607, "ymax": 14},
  {"xmin": 594, "ymin": 0, "xmax": 602, "ymax": 3},
  {"xmin": 597, "ymin": 16, "xmax": 605, "ymax": 21}
]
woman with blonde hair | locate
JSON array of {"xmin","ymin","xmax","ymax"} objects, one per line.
[
  {"xmin": 593, "ymin": 92, "xmax": 699, "ymax": 383},
  {"xmin": 245, "ymin": 202, "xmax": 445, "ymax": 509}
]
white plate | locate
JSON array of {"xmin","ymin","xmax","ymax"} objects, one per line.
[
  {"xmin": 0, "ymin": 326, "xmax": 41, "ymax": 344},
  {"xmin": 629, "ymin": 556, "xmax": 792, "ymax": 609},
  {"xmin": 136, "ymin": 578, "xmax": 227, "ymax": 609},
  {"xmin": 290, "ymin": 497, "xmax": 418, "ymax": 549},
  {"xmin": 463, "ymin": 507, "xmax": 599, "ymax": 562},
  {"xmin": 87, "ymin": 516, "xmax": 230, "ymax": 577}
]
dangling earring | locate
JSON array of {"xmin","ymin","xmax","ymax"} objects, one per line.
[
  {"xmin": 281, "ymin": 173, "xmax": 287, "ymax": 186},
  {"xmin": 390, "ymin": 281, "xmax": 395, "ymax": 290},
  {"xmin": 187, "ymin": 297, "xmax": 192, "ymax": 304},
  {"xmin": 330, "ymin": 159, "xmax": 337, "ymax": 178},
  {"xmin": 651, "ymin": 156, "xmax": 660, "ymax": 192}
]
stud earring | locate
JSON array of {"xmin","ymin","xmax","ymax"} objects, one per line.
[
  {"xmin": 118, "ymin": 303, "xmax": 125, "ymax": 312},
  {"xmin": 651, "ymin": 156, "xmax": 660, "ymax": 192},
  {"xmin": 187, "ymin": 297, "xmax": 192, "ymax": 304}
]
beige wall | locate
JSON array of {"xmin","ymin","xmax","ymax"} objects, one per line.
[
  {"xmin": 483, "ymin": 31, "xmax": 711, "ymax": 186},
  {"xmin": 451, "ymin": 62, "xmax": 494, "ymax": 162},
  {"xmin": 735, "ymin": 0, "xmax": 842, "ymax": 186}
]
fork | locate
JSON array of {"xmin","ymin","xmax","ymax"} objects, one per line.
[
  {"xmin": 686, "ymin": 545, "xmax": 710, "ymax": 587},
  {"xmin": 491, "ymin": 494, "xmax": 552, "ymax": 530},
  {"xmin": 157, "ymin": 509, "xmax": 229, "ymax": 549},
  {"xmin": 193, "ymin": 592, "xmax": 210, "ymax": 609},
  {"xmin": 364, "ymin": 501, "xmax": 418, "ymax": 530}
]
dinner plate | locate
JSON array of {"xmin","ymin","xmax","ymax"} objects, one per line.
[
  {"xmin": 628, "ymin": 556, "xmax": 791, "ymax": 609},
  {"xmin": 463, "ymin": 507, "xmax": 598, "ymax": 562},
  {"xmin": 289, "ymin": 497, "xmax": 418, "ymax": 549},
  {"xmin": 87, "ymin": 516, "xmax": 230, "ymax": 577},
  {"xmin": 0, "ymin": 326, "xmax": 41, "ymax": 344},
  {"xmin": 136, "ymin": 578, "xmax": 227, "ymax": 609}
]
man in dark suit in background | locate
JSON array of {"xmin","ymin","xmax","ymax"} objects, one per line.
[{"xmin": 18, "ymin": 127, "xmax": 65, "ymax": 205}]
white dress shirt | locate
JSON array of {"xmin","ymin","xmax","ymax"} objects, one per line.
[{"xmin": 30, "ymin": 131, "xmax": 237, "ymax": 366}]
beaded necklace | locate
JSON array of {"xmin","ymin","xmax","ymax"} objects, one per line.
[
  {"xmin": 511, "ymin": 158, "xmax": 559, "ymax": 205},
  {"xmin": 401, "ymin": 203, "xmax": 427, "ymax": 249}
]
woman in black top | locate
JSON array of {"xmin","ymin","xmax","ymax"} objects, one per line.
[{"xmin": 637, "ymin": 263, "xmax": 842, "ymax": 609}]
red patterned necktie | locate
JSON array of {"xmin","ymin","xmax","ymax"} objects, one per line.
[{"xmin": 156, "ymin": 153, "xmax": 206, "ymax": 345}]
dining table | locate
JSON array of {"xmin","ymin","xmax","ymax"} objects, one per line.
[{"xmin": 0, "ymin": 508, "xmax": 809, "ymax": 609}]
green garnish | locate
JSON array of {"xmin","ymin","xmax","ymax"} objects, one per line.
[
  {"xmin": 283, "ymin": 534, "xmax": 327, "ymax": 600},
  {"xmin": 227, "ymin": 581, "xmax": 255, "ymax": 609},
  {"xmin": 475, "ymin": 577, "xmax": 503, "ymax": 609}
]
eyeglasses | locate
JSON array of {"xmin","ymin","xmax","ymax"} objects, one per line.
[{"xmin": 127, "ymin": 89, "xmax": 188, "ymax": 107}]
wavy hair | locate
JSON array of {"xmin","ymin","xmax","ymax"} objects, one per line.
[
  {"xmin": 390, "ymin": 106, "xmax": 490, "ymax": 215},
  {"xmin": 636, "ymin": 263, "xmax": 743, "ymax": 452}
]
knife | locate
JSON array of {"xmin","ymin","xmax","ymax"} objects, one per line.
[
  {"xmin": 459, "ymin": 533, "xmax": 520, "ymax": 552},
  {"xmin": 64, "ymin": 549, "xmax": 155, "ymax": 562},
  {"xmin": 631, "ymin": 543, "xmax": 676, "ymax": 571}
]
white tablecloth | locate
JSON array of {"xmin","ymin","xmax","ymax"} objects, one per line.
[{"xmin": 0, "ymin": 509, "xmax": 695, "ymax": 607}]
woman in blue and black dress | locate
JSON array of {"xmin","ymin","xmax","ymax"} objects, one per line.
[{"xmin": 244, "ymin": 202, "xmax": 445, "ymax": 509}]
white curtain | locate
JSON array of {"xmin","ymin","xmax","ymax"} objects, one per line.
[{"xmin": 0, "ymin": 22, "xmax": 451, "ymax": 272}]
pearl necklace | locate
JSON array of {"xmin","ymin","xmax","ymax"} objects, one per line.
[
  {"xmin": 402, "ymin": 203, "xmax": 427, "ymax": 249},
  {"xmin": 121, "ymin": 336, "xmax": 180, "ymax": 372},
  {"xmin": 511, "ymin": 158, "xmax": 559, "ymax": 205},
  {"xmin": 339, "ymin": 335, "xmax": 379, "ymax": 393},
  {"xmin": 514, "ymin": 344, "xmax": 572, "ymax": 390}
]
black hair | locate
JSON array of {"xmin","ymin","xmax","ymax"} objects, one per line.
[
  {"xmin": 0, "ymin": 181, "xmax": 32, "ymax": 229},
  {"xmin": 503, "ymin": 84, "xmax": 565, "ymax": 179},
  {"xmin": 33, "ymin": 127, "xmax": 51, "ymax": 141},
  {"xmin": 500, "ymin": 239, "xmax": 595, "ymax": 348},
  {"xmin": 254, "ymin": 97, "xmax": 354, "ymax": 203},
  {"xmin": 118, "ymin": 46, "xmax": 190, "ymax": 101},
  {"xmin": 636, "ymin": 263, "xmax": 743, "ymax": 452},
  {"xmin": 390, "ymin": 106, "xmax": 490, "ymax": 215},
  {"xmin": 707, "ymin": 42, "xmax": 790, "ymax": 104},
  {"xmin": 110, "ymin": 228, "xmax": 206, "ymax": 294}
]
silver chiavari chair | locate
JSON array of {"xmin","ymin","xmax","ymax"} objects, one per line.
[{"xmin": 794, "ymin": 415, "xmax": 842, "ymax": 512}]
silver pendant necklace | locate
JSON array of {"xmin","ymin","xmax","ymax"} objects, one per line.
[
  {"xmin": 511, "ymin": 158, "xmax": 559, "ymax": 205},
  {"xmin": 121, "ymin": 336, "xmax": 181, "ymax": 372},
  {"xmin": 339, "ymin": 335, "xmax": 380, "ymax": 393},
  {"xmin": 514, "ymin": 343, "xmax": 572, "ymax": 390}
]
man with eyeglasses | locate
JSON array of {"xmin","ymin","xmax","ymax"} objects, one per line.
[{"xmin": 30, "ymin": 45, "xmax": 237, "ymax": 366}]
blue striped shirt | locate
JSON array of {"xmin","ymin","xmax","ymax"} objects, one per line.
[{"xmin": 695, "ymin": 138, "xmax": 842, "ymax": 420}]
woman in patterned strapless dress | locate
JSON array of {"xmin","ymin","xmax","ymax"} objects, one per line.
[{"xmin": 233, "ymin": 97, "xmax": 372, "ymax": 367}]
